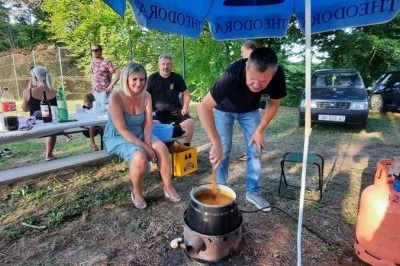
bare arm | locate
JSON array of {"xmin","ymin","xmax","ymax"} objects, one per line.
[
  {"xmin": 257, "ymin": 98, "xmax": 281, "ymax": 132},
  {"xmin": 21, "ymin": 89, "xmax": 30, "ymax": 112},
  {"xmin": 197, "ymin": 92, "xmax": 222, "ymax": 168},
  {"xmin": 181, "ymin": 89, "xmax": 191, "ymax": 115},
  {"xmin": 249, "ymin": 98, "xmax": 281, "ymax": 152},
  {"xmin": 143, "ymin": 92, "xmax": 153, "ymax": 145},
  {"xmin": 106, "ymin": 69, "xmax": 121, "ymax": 92}
]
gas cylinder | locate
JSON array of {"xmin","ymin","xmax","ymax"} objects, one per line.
[{"xmin": 354, "ymin": 159, "xmax": 400, "ymax": 265}]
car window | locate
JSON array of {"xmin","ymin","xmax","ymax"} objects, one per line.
[
  {"xmin": 312, "ymin": 72, "xmax": 363, "ymax": 88},
  {"xmin": 386, "ymin": 72, "xmax": 400, "ymax": 85}
]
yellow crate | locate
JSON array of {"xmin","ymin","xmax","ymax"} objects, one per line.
[{"xmin": 171, "ymin": 144, "xmax": 198, "ymax": 177}]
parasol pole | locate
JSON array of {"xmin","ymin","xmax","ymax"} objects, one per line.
[{"xmin": 297, "ymin": 0, "xmax": 312, "ymax": 265}]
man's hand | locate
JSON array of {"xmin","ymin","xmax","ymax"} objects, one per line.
[
  {"xmin": 209, "ymin": 142, "xmax": 223, "ymax": 169},
  {"xmin": 143, "ymin": 145, "xmax": 157, "ymax": 163},
  {"xmin": 105, "ymin": 85, "xmax": 113, "ymax": 93},
  {"xmin": 248, "ymin": 130, "xmax": 265, "ymax": 153},
  {"xmin": 181, "ymin": 108, "xmax": 189, "ymax": 116}
]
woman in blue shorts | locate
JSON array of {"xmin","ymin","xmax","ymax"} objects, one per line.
[{"xmin": 103, "ymin": 62, "xmax": 181, "ymax": 209}]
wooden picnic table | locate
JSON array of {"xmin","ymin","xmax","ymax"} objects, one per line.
[
  {"xmin": 0, "ymin": 113, "xmax": 108, "ymax": 145},
  {"xmin": 0, "ymin": 113, "xmax": 109, "ymax": 184},
  {"xmin": 0, "ymin": 115, "xmax": 188, "ymax": 184}
]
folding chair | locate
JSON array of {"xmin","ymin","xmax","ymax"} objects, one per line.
[{"xmin": 278, "ymin": 152, "xmax": 324, "ymax": 202}]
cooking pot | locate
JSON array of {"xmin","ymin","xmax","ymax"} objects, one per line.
[{"xmin": 184, "ymin": 184, "xmax": 242, "ymax": 235}]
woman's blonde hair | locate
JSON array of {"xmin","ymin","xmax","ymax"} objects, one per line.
[
  {"xmin": 31, "ymin": 66, "xmax": 53, "ymax": 89},
  {"xmin": 119, "ymin": 62, "xmax": 147, "ymax": 96}
]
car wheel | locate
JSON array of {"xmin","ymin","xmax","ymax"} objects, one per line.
[{"xmin": 370, "ymin": 94, "xmax": 384, "ymax": 111}]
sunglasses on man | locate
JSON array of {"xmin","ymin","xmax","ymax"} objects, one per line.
[{"xmin": 91, "ymin": 49, "xmax": 100, "ymax": 52}]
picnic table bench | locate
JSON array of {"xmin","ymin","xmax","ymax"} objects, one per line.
[
  {"xmin": 0, "ymin": 150, "xmax": 113, "ymax": 184},
  {"xmin": 0, "ymin": 130, "xmax": 187, "ymax": 185},
  {"xmin": 0, "ymin": 114, "xmax": 109, "ymax": 185}
]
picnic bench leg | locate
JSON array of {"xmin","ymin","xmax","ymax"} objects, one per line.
[{"xmin": 100, "ymin": 129, "xmax": 104, "ymax": 150}]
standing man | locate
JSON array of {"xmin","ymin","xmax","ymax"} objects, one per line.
[
  {"xmin": 147, "ymin": 54, "xmax": 194, "ymax": 146},
  {"xmin": 240, "ymin": 40, "xmax": 257, "ymax": 59},
  {"xmin": 238, "ymin": 40, "xmax": 258, "ymax": 161},
  {"xmin": 90, "ymin": 44, "xmax": 120, "ymax": 108},
  {"xmin": 241, "ymin": 40, "xmax": 268, "ymax": 110},
  {"xmin": 197, "ymin": 47, "xmax": 286, "ymax": 211}
]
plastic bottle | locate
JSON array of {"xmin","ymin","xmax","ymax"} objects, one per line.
[
  {"xmin": 41, "ymin": 91, "xmax": 52, "ymax": 123},
  {"xmin": 56, "ymin": 87, "xmax": 69, "ymax": 121},
  {"xmin": 1, "ymin": 87, "xmax": 17, "ymax": 115},
  {"xmin": 1, "ymin": 87, "xmax": 19, "ymax": 130}
]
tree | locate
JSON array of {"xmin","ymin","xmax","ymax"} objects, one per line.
[
  {"xmin": 0, "ymin": 0, "xmax": 17, "ymax": 51},
  {"xmin": 34, "ymin": 1, "xmax": 400, "ymax": 104},
  {"xmin": 0, "ymin": 0, "xmax": 51, "ymax": 51}
]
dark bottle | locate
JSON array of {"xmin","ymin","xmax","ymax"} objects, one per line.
[{"xmin": 40, "ymin": 91, "xmax": 52, "ymax": 123}]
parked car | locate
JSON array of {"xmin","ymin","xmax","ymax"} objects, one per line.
[
  {"xmin": 369, "ymin": 70, "xmax": 400, "ymax": 112},
  {"xmin": 298, "ymin": 69, "xmax": 369, "ymax": 128}
]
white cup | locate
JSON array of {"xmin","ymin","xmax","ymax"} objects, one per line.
[
  {"xmin": 0, "ymin": 115, "xmax": 6, "ymax": 131},
  {"xmin": 51, "ymin": 106, "xmax": 58, "ymax": 122}
]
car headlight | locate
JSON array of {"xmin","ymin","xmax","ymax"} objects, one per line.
[
  {"xmin": 300, "ymin": 99, "xmax": 317, "ymax": 108},
  {"xmin": 350, "ymin": 101, "xmax": 369, "ymax": 110}
]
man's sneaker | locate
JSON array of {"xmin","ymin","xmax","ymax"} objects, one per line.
[{"xmin": 246, "ymin": 193, "xmax": 271, "ymax": 212}]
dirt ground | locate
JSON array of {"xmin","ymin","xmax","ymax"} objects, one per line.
[{"xmin": 1, "ymin": 108, "xmax": 399, "ymax": 265}]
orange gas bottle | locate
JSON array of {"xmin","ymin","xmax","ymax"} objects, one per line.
[{"xmin": 354, "ymin": 159, "xmax": 400, "ymax": 266}]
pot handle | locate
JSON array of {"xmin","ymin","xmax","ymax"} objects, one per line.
[
  {"xmin": 170, "ymin": 236, "xmax": 206, "ymax": 256},
  {"xmin": 170, "ymin": 237, "xmax": 184, "ymax": 249}
]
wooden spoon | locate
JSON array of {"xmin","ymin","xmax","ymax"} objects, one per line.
[{"xmin": 211, "ymin": 168, "xmax": 218, "ymax": 198}]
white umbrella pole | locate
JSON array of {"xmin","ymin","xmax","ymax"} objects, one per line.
[{"xmin": 297, "ymin": 0, "xmax": 312, "ymax": 265}]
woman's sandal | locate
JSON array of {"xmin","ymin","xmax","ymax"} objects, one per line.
[
  {"xmin": 1, "ymin": 149, "xmax": 14, "ymax": 158},
  {"xmin": 90, "ymin": 143, "xmax": 99, "ymax": 151},
  {"xmin": 45, "ymin": 156, "xmax": 58, "ymax": 162},
  {"xmin": 164, "ymin": 189, "xmax": 182, "ymax": 203},
  {"xmin": 131, "ymin": 191, "xmax": 147, "ymax": 209}
]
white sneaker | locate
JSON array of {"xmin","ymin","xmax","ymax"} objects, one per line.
[{"xmin": 246, "ymin": 193, "xmax": 271, "ymax": 212}]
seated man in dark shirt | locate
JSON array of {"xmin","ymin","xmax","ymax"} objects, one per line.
[{"xmin": 147, "ymin": 54, "xmax": 194, "ymax": 146}]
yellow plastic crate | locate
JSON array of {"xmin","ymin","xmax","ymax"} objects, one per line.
[{"xmin": 171, "ymin": 144, "xmax": 198, "ymax": 177}]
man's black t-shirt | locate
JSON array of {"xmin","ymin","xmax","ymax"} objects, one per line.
[
  {"xmin": 147, "ymin": 72, "xmax": 187, "ymax": 112},
  {"xmin": 210, "ymin": 59, "xmax": 286, "ymax": 112}
]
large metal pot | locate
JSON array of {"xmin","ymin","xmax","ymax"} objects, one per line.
[{"xmin": 184, "ymin": 184, "xmax": 242, "ymax": 235}]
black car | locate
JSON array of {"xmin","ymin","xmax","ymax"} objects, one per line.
[
  {"xmin": 369, "ymin": 70, "xmax": 400, "ymax": 112},
  {"xmin": 298, "ymin": 69, "xmax": 369, "ymax": 128}
]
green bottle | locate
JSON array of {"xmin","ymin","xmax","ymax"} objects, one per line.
[{"xmin": 56, "ymin": 87, "xmax": 69, "ymax": 122}]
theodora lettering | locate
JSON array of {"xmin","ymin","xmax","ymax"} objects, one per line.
[{"xmin": 139, "ymin": 3, "xmax": 202, "ymax": 30}]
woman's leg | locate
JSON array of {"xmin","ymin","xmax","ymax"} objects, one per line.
[
  {"xmin": 130, "ymin": 150, "xmax": 148, "ymax": 203},
  {"xmin": 151, "ymin": 140, "xmax": 180, "ymax": 200},
  {"xmin": 88, "ymin": 126, "xmax": 99, "ymax": 151},
  {"xmin": 46, "ymin": 136, "xmax": 57, "ymax": 160}
]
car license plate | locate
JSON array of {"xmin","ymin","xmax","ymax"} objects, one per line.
[{"xmin": 318, "ymin": 115, "xmax": 345, "ymax": 122}]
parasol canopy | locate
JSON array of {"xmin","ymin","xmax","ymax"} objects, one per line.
[{"xmin": 104, "ymin": 0, "xmax": 399, "ymax": 40}]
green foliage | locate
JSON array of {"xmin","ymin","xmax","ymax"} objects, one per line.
[
  {"xmin": 2, "ymin": 1, "xmax": 400, "ymax": 106},
  {"xmin": 0, "ymin": 0, "xmax": 51, "ymax": 51}
]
